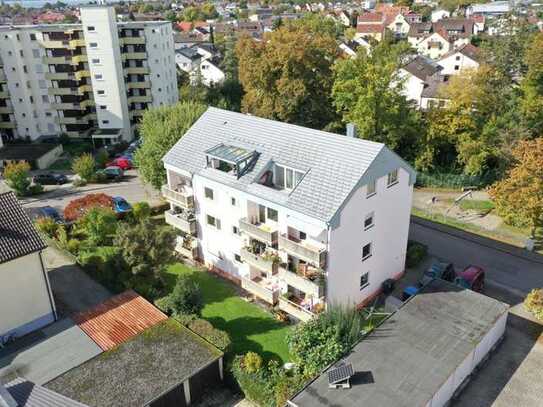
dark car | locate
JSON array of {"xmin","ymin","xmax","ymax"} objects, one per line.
[
  {"xmin": 419, "ymin": 261, "xmax": 455, "ymax": 286},
  {"xmin": 32, "ymin": 173, "xmax": 68, "ymax": 185},
  {"xmin": 96, "ymin": 166, "xmax": 124, "ymax": 181},
  {"xmin": 36, "ymin": 206, "xmax": 63, "ymax": 223}
]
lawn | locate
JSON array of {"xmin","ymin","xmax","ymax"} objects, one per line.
[
  {"xmin": 167, "ymin": 263, "xmax": 291, "ymax": 363},
  {"xmin": 458, "ymin": 199, "xmax": 495, "ymax": 212}
]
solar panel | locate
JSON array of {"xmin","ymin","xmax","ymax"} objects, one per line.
[{"xmin": 328, "ymin": 363, "xmax": 354, "ymax": 385}]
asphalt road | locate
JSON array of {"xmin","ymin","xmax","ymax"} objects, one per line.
[{"xmin": 410, "ymin": 218, "xmax": 543, "ymax": 296}]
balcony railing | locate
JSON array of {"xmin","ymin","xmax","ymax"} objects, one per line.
[
  {"xmin": 161, "ymin": 185, "xmax": 194, "ymax": 209},
  {"xmin": 278, "ymin": 234, "xmax": 326, "ymax": 268},
  {"xmin": 164, "ymin": 210, "xmax": 197, "ymax": 235},
  {"xmin": 127, "ymin": 95, "xmax": 152, "ymax": 104},
  {"xmin": 239, "ymin": 218, "xmax": 278, "ymax": 245},
  {"xmin": 122, "ymin": 52, "xmax": 147, "ymax": 60},
  {"xmin": 241, "ymin": 276, "xmax": 279, "ymax": 304},
  {"xmin": 175, "ymin": 238, "xmax": 198, "ymax": 259},
  {"xmin": 127, "ymin": 81, "xmax": 151, "ymax": 89},
  {"xmin": 45, "ymin": 72, "xmax": 73, "ymax": 80},
  {"xmin": 278, "ymin": 268, "xmax": 323, "ymax": 298},
  {"xmin": 48, "ymin": 87, "xmax": 78, "ymax": 96},
  {"xmin": 0, "ymin": 90, "xmax": 9, "ymax": 98},
  {"xmin": 278, "ymin": 297, "xmax": 314, "ymax": 322},
  {"xmin": 0, "ymin": 122, "xmax": 16, "ymax": 129},
  {"xmin": 240, "ymin": 247, "xmax": 278, "ymax": 275},
  {"xmin": 120, "ymin": 36, "xmax": 146, "ymax": 45},
  {"xmin": 0, "ymin": 106, "xmax": 14, "ymax": 114},
  {"xmin": 124, "ymin": 67, "xmax": 150, "ymax": 75}
]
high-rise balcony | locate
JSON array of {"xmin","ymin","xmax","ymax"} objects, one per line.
[
  {"xmin": 45, "ymin": 72, "xmax": 74, "ymax": 80},
  {"xmin": 120, "ymin": 37, "xmax": 146, "ymax": 45},
  {"xmin": 48, "ymin": 87, "xmax": 78, "ymax": 96},
  {"xmin": 278, "ymin": 297, "xmax": 315, "ymax": 322},
  {"xmin": 127, "ymin": 81, "xmax": 151, "ymax": 89},
  {"xmin": 278, "ymin": 234, "xmax": 326, "ymax": 268},
  {"xmin": 69, "ymin": 39, "xmax": 86, "ymax": 48},
  {"xmin": 0, "ymin": 106, "xmax": 14, "ymax": 114},
  {"xmin": 239, "ymin": 218, "xmax": 278, "ymax": 246},
  {"xmin": 164, "ymin": 210, "xmax": 197, "ymax": 235},
  {"xmin": 241, "ymin": 276, "xmax": 280, "ymax": 305},
  {"xmin": 124, "ymin": 67, "xmax": 150, "ymax": 75},
  {"xmin": 122, "ymin": 52, "xmax": 147, "ymax": 60},
  {"xmin": 278, "ymin": 267, "xmax": 323, "ymax": 299},
  {"xmin": 161, "ymin": 185, "xmax": 194, "ymax": 209},
  {"xmin": 127, "ymin": 95, "xmax": 152, "ymax": 104}
]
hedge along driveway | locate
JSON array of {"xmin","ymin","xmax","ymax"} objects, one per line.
[{"xmin": 167, "ymin": 263, "xmax": 291, "ymax": 363}]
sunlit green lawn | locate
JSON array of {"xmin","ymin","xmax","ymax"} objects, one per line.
[{"xmin": 166, "ymin": 263, "xmax": 291, "ymax": 363}]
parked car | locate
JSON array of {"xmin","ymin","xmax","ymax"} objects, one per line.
[
  {"xmin": 36, "ymin": 206, "xmax": 63, "ymax": 224},
  {"xmin": 419, "ymin": 261, "xmax": 455, "ymax": 286},
  {"xmin": 96, "ymin": 166, "xmax": 124, "ymax": 181},
  {"xmin": 454, "ymin": 265, "xmax": 485, "ymax": 292},
  {"xmin": 106, "ymin": 157, "xmax": 132, "ymax": 170},
  {"xmin": 112, "ymin": 196, "xmax": 132, "ymax": 215},
  {"xmin": 32, "ymin": 173, "xmax": 68, "ymax": 185}
]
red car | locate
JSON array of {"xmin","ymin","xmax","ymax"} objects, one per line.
[
  {"xmin": 107, "ymin": 157, "xmax": 132, "ymax": 170},
  {"xmin": 454, "ymin": 265, "xmax": 485, "ymax": 292}
]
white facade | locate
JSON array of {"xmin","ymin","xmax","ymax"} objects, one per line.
[
  {"xmin": 0, "ymin": 6, "xmax": 178, "ymax": 143},
  {"xmin": 413, "ymin": 32, "xmax": 452, "ymax": 59},
  {"xmin": 437, "ymin": 50, "xmax": 480, "ymax": 76},
  {"xmin": 398, "ymin": 68, "xmax": 426, "ymax": 108},
  {"xmin": 0, "ymin": 252, "xmax": 56, "ymax": 338},
  {"xmin": 431, "ymin": 9, "xmax": 450, "ymax": 23},
  {"xmin": 162, "ymin": 108, "xmax": 416, "ymax": 320},
  {"xmin": 387, "ymin": 14, "xmax": 411, "ymax": 38}
]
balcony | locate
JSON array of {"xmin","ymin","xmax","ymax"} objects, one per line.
[
  {"xmin": 71, "ymin": 54, "xmax": 88, "ymax": 64},
  {"xmin": 278, "ymin": 267, "xmax": 323, "ymax": 299},
  {"xmin": 239, "ymin": 218, "xmax": 278, "ymax": 245},
  {"xmin": 43, "ymin": 56, "xmax": 70, "ymax": 64},
  {"xmin": 0, "ymin": 73, "xmax": 6, "ymax": 82},
  {"xmin": 120, "ymin": 37, "xmax": 146, "ymax": 45},
  {"xmin": 74, "ymin": 70, "xmax": 90, "ymax": 81},
  {"xmin": 122, "ymin": 52, "xmax": 147, "ymax": 60},
  {"xmin": 278, "ymin": 297, "xmax": 315, "ymax": 322},
  {"xmin": 42, "ymin": 40, "xmax": 70, "ymax": 48},
  {"xmin": 278, "ymin": 234, "xmax": 326, "ymax": 268},
  {"xmin": 45, "ymin": 72, "xmax": 73, "ymax": 80},
  {"xmin": 48, "ymin": 87, "xmax": 78, "ymax": 96},
  {"xmin": 175, "ymin": 236, "xmax": 198, "ymax": 260},
  {"xmin": 127, "ymin": 95, "xmax": 152, "ymax": 104},
  {"xmin": 161, "ymin": 185, "xmax": 194, "ymax": 209},
  {"xmin": 127, "ymin": 81, "xmax": 151, "ymax": 89},
  {"xmin": 165, "ymin": 210, "xmax": 197, "ymax": 235},
  {"xmin": 124, "ymin": 67, "xmax": 150, "ymax": 75},
  {"xmin": 0, "ymin": 106, "xmax": 13, "ymax": 114},
  {"xmin": 240, "ymin": 247, "xmax": 278, "ymax": 275},
  {"xmin": 130, "ymin": 110, "xmax": 145, "ymax": 119},
  {"xmin": 241, "ymin": 276, "xmax": 280, "ymax": 304},
  {"xmin": 69, "ymin": 39, "xmax": 86, "ymax": 48},
  {"xmin": 80, "ymin": 99, "xmax": 95, "ymax": 109},
  {"xmin": 78, "ymin": 84, "xmax": 93, "ymax": 94},
  {"xmin": 0, "ymin": 90, "xmax": 9, "ymax": 98}
]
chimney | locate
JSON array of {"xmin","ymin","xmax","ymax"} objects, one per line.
[
  {"xmin": 346, "ymin": 123, "xmax": 357, "ymax": 138},
  {"xmin": 0, "ymin": 383, "xmax": 18, "ymax": 407}
]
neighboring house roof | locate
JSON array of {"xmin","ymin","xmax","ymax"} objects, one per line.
[
  {"xmin": 46, "ymin": 319, "xmax": 222, "ymax": 407},
  {"xmin": 163, "ymin": 107, "xmax": 416, "ymax": 223},
  {"xmin": 357, "ymin": 23, "xmax": 385, "ymax": 33},
  {"xmin": 434, "ymin": 18, "xmax": 474, "ymax": 39},
  {"xmin": 176, "ymin": 47, "xmax": 201, "ymax": 61},
  {"xmin": 3, "ymin": 378, "xmax": 89, "ymax": 407},
  {"xmin": 72, "ymin": 290, "xmax": 168, "ymax": 351},
  {"xmin": 408, "ymin": 21, "xmax": 432, "ymax": 38},
  {"xmin": 438, "ymin": 43, "xmax": 481, "ymax": 64},
  {"xmin": 0, "ymin": 192, "xmax": 47, "ymax": 265},
  {"xmin": 0, "ymin": 143, "xmax": 60, "ymax": 162},
  {"xmin": 357, "ymin": 12, "xmax": 383, "ymax": 23},
  {"xmin": 402, "ymin": 55, "xmax": 442, "ymax": 80},
  {"xmin": 290, "ymin": 279, "xmax": 509, "ymax": 407},
  {"xmin": 421, "ymin": 74, "xmax": 450, "ymax": 99},
  {"xmin": 176, "ymin": 21, "xmax": 207, "ymax": 32}
]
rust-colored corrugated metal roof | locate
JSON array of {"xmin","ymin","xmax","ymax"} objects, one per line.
[{"xmin": 73, "ymin": 290, "xmax": 168, "ymax": 351}]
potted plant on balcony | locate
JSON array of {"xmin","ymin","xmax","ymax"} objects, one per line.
[{"xmin": 262, "ymin": 250, "xmax": 280, "ymax": 264}]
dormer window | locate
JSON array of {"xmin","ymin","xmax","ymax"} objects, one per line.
[
  {"xmin": 205, "ymin": 144, "xmax": 258, "ymax": 179},
  {"xmin": 259, "ymin": 163, "xmax": 305, "ymax": 191}
]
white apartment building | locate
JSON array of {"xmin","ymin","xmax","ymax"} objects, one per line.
[
  {"xmin": 162, "ymin": 108, "xmax": 416, "ymax": 321},
  {"xmin": 0, "ymin": 6, "xmax": 178, "ymax": 144}
]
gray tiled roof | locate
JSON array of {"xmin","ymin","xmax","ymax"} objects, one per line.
[
  {"xmin": 163, "ymin": 108, "xmax": 414, "ymax": 222},
  {"xmin": 402, "ymin": 55, "xmax": 442, "ymax": 81},
  {"xmin": 4, "ymin": 378, "xmax": 89, "ymax": 407},
  {"xmin": 0, "ymin": 192, "xmax": 47, "ymax": 264}
]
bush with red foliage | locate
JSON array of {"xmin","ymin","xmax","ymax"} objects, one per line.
[{"xmin": 64, "ymin": 193, "xmax": 114, "ymax": 221}]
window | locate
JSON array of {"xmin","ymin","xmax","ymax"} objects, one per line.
[
  {"xmin": 267, "ymin": 207, "xmax": 278, "ymax": 222},
  {"xmin": 32, "ymin": 49, "xmax": 40, "ymax": 58},
  {"xmin": 231, "ymin": 197, "xmax": 237, "ymax": 206},
  {"xmin": 95, "ymin": 74, "xmax": 103, "ymax": 80},
  {"xmin": 232, "ymin": 225, "xmax": 239, "ymax": 235},
  {"xmin": 275, "ymin": 165, "xmax": 304, "ymax": 190},
  {"xmin": 19, "ymin": 50, "xmax": 24, "ymax": 57},
  {"xmin": 362, "ymin": 243, "xmax": 372, "ymax": 261},
  {"xmin": 367, "ymin": 180, "xmax": 376, "ymax": 197},
  {"xmin": 42, "ymin": 95, "xmax": 49, "ymax": 103},
  {"xmin": 364, "ymin": 212, "xmax": 374, "ymax": 230},
  {"xmin": 87, "ymin": 26, "xmax": 95, "ymax": 31},
  {"xmin": 360, "ymin": 272, "xmax": 369, "ymax": 290},
  {"xmin": 205, "ymin": 187, "xmax": 214, "ymax": 200},
  {"xmin": 97, "ymin": 90, "xmax": 105, "ymax": 95},
  {"xmin": 235, "ymin": 254, "xmax": 242, "ymax": 262},
  {"xmin": 387, "ymin": 169, "xmax": 399, "ymax": 187},
  {"xmin": 455, "ymin": 55, "xmax": 461, "ymax": 61},
  {"xmin": 30, "ymin": 33, "xmax": 36, "ymax": 40},
  {"xmin": 91, "ymin": 58, "xmax": 100, "ymax": 64},
  {"xmin": 100, "ymin": 105, "xmax": 107, "ymax": 110},
  {"xmin": 89, "ymin": 42, "xmax": 98, "ymax": 48},
  {"xmin": 206, "ymin": 214, "xmax": 221, "ymax": 229},
  {"xmin": 38, "ymin": 80, "xmax": 46, "ymax": 89},
  {"xmin": 102, "ymin": 120, "xmax": 109, "ymax": 124}
]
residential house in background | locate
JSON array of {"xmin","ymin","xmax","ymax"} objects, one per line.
[
  {"xmin": 175, "ymin": 44, "xmax": 225, "ymax": 87},
  {"xmin": 0, "ymin": 6, "xmax": 178, "ymax": 144},
  {"xmin": 398, "ymin": 55, "xmax": 443, "ymax": 108},
  {"xmin": 437, "ymin": 43, "xmax": 481, "ymax": 75},
  {"xmin": 162, "ymin": 108, "xmax": 416, "ymax": 321},
  {"xmin": 339, "ymin": 37, "xmax": 371, "ymax": 58},
  {"xmin": 409, "ymin": 19, "xmax": 474, "ymax": 59},
  {"xmin": 0, "ymin": 191, "xmax": 57, "ymax": 339}
]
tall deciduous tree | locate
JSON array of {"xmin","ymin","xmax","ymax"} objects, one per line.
[
  {"xmin": 520, "ymin": 33, "xmax": 543, "ymax": 136},
  {"xmin": 4, "ymin": 161, "xmax": 31, "ymax": 195},
  {"xmin": 332, "ymin": 41, "xmax": 422, "ymax": 159},
  {"xmin": 236, "ymin": 21, "xmax": 339, "ymax": 129},
  {"xmin": 489, "ymin": 138, "xmax": 543, "ymax": 238},
  {"xmin": 135, "ymin": 102, "xmax": 206, "ymax": 190}
]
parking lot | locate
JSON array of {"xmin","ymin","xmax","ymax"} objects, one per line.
[{"xmin": 395, "ymin": 256, "xmax": 543, "ymax": 407}]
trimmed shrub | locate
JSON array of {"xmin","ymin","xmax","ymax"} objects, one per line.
[
  {"xmin": 243, "ymin": 351, "xmax": 263, "ymax": 373},
  {"xmin": 76, "ymin": 207, "xmax": 117, "ymax": 245},
  {"xmin": 3, "ymin": 161, "xmax": 31, "ymax": 196},
  {"xmin": 524, "ymin": 288, "xmax": 543, "ymax": 321},
  {"xmin": 406, "ymin": 240, "xmax": 428, "ymax": 268},
  {"xmin": 131, "ymin": 201, "xmax": 151, "ymax": 223},
  {"xmin": 72, "ymin": 153, "xmax": 96, "ymax": 181},
  {"xmin": 158, "ymin": 275, "xmax": 203, "ymax": 316}
]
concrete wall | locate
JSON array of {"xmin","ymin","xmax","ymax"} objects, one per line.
[
  {"xmin": 36, "ymin": 144, "xmax": 63, "ymax": 169},
  {"xmin": 326, "ymin": 163, "xmax": 413, "ymax": 306},
  {"xmin": 0, "ymin": 252, "xmax": 56, "ymax": 337}
]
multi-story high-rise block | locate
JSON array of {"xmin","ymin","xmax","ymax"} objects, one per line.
[{"xmin": 0, "ymin": 6, "xmax": 178, "ymax": 144}]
